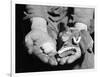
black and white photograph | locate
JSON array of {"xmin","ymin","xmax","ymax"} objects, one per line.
[{"xmin": 15, "ymin": 4, "xmax": 94, "ymax": 73}]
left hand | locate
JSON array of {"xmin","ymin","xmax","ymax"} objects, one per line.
[{"xmin": 57, "ymin": 46, "xmax": 81, "ymax": 65}]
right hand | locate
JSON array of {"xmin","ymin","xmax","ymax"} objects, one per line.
[
  {"xmin": 25, "ymin": 31, "xmax": 58, "ymax": 66},
  {"xmin": 57, "ymin": 46, "xmax": 81, "ymax": 65}
]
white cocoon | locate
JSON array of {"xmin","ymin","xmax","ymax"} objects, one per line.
[
  {"xmin": 75, "ymin": 22, "xmax": 88, "ymax": 31},
  {"xmin": 42, "ymin": 42, "xmax": 55, "ymax": 54}
]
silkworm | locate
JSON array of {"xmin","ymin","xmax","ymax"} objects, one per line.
[{"xmin": 73, "ymin": 36, "xmax": 81, "ymax": 44}]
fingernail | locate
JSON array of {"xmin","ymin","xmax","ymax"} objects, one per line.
[{"xmin": 49, "ymin": 58, "xmax": 58, "ymax": 66}]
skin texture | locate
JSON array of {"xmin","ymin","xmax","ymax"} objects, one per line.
[
  {"xmin": 25, "ymin": 17, "xmax": 58, "ymax": 65},
  {"xmin": 58, "ymin": 29, "xmax": 93, "ymax": 66},
  {"xmin": 57, "ymin": 25, "xmax": 93, "ymax": 65},
  {"xmin": 25, "ymin": 18, "xmax": 93, "ymax": 66},
  {"xmin": 57, "ymin": 28, "xmax": 80, "ymax": 64},
  {"xmin": 58, "ymin": 45, "xmax": 81, "ymax": 65},
  {"xmin": 25, "ymin": 5, "xmax": 94, "ymax": 68}
]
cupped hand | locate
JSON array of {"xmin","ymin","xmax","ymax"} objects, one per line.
[{"xmin": 57, "ymin": 46, "xmax": 81, "ymax": 65}]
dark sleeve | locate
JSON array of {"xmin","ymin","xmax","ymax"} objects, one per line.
[
  {"xmin": 25, "ymin": 5, "xmax": 47, "ymax": 19},
  {"xmin": 74, "ymin": 7, "xmax": 94, "ymax": 27}
]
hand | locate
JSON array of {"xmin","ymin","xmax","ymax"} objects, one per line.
[
  {"xmin": 25, "ymin": 32, "xmax": 58, "ymax": 66},
  {"xmin": 39, "ymin": 42, "xmax": 58, "ymax": 65},
  {"xmin": 57, "ymin": 46, "xmax": 81, "ymax": 65},
  {"xmin": 35, "ymin": 50, "xmax": 58, "ymax": 66}
]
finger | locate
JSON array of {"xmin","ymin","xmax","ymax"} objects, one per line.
[
  {"xmin": 59, "ymin": 57, "xmax": 69, "ymax": 65},
  {"xmin": 67, "ymin": 55, "xmax": 78, "ymax": 63},
  {"xmin": 37, "ymin": 53, "xmax": 49, "ymax": 63},
  {"xmin": 58, "ymin": 47, "xmax": 74, "ymax": 54},
  {"xmin": 59, "ymin": 50, "xmax": 75, "ymax": 57},
  {"xmin": 67, "ymin": 50, "xmax": 81, "ymax": 63},
  {"xmin": 48, "ymin": 56, "xmax": 58, "ymax": 66},
  {"xmin": 47, "ymin": 51, "xmax": 57, "ymax": 56}
]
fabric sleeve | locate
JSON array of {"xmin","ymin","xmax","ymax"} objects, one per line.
[{"xmin": 74, "ymin": 8, "xmax": 94, "ymax": 27}]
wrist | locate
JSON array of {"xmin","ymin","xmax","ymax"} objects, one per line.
[
  {"xmin": 31, "ymin": 17, "xmax": 47, "ymax": 32},
  {"xmin": 75, "ymin": 22, "xmax": 88, "ymax": 31}
]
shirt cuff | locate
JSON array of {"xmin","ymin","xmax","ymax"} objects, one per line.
[{"xmin": 75, "ymin": 22, "xmax": 88, "ymax": 31}]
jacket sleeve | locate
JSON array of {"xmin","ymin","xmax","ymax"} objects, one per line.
[
  {"xmin": 25, "ymin": 5, "xmax": 47, "ymax": 19},
  {"xmin": 74, "ymin": 7, "xmax": 94, "ymax": 27},
  {"xmin": 25, "ymin": 16, "xmax": 57, "ymax": 54}
]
